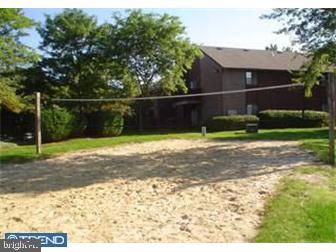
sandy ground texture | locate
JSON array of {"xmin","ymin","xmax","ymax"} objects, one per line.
[{"xmin": 0, "ymin": 139, "xmax": 319, "ymax": 242}]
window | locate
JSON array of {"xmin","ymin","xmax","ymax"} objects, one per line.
[
  {"xmin": 245, "ymin": 71, "xmax": 253, "ymax": 85},
  {"xmin": 247, "ymin": 104, "xmax": 258, "ymax": 115},
  {"xmin": 190, "ymin": 80, "xmax": 197, "ymax": 89},
  {"xmin": 227, "ymin": 109, "xmax": 237, "ymax": 115}
]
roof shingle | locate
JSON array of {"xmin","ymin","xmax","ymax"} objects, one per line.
[{"xmin": 201, "ymin": 46, "xmax": 307, "ymax": 71}]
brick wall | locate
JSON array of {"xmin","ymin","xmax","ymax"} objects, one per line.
[
  {"xmin": 199, "ymin": 55, "xmax": 224, "ymax": 122},
  {"xmin": 222, "ymin": 69, "xmax": 246, "ymax": 115},
  {"xmin": 184, "ymin": 59, "xmax": 327, "ymax": 126},
  {"xmin": 246, "ymin": 70, "xmax": 327, "ymax": 112}
]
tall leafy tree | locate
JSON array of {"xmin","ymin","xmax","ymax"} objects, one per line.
[
  {"xmin": 108, "ymin": 9, "xmax": 202, "ymax": 97},
  {"xmin": 263, "ymin": 9, "xmax": 336, "ymax": 165},
  {"xmin": 262, "ymin": 9, "xmax": 336, "ymax": 96},
  {"xmin": 37, "ymin": 9, "xmax": 134, "ymax": 113},
  {"xmin": 0, "ymin": 9, "xmax": 38, "ymax": 112},
  {"xmin": 36, "ymin": 9, "xmax": 202, "ymax": 129},
  {"xmin": 105, "ymin": 10, "xmax": 202, "ymax": 129}
]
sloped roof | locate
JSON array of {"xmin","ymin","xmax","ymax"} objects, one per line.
[{"xmin": 201, "ymin": 46, "xmax": 307, "ymax": 71}]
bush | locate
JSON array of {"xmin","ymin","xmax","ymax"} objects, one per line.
[
  {"xmin": 70, "ymin": 113, "xmax": 87, "ymax": 137},
  {"xmin": 86, "ymin": 111, "xmax": 124, "ymax": 137},
  {"xmin": 41, "ymin": 107, "xmax": 75, "ymax": 142},
  {"xmin": 259, "ymin": 110, "xmax": 328, "ymax": 129},
  {"xmin": 1, "ymin": 110, "xmax": 35, "ymax": 142},
  {"xmin": 206, "ymin": 115, "xmax": 259, "ymax": 131}
]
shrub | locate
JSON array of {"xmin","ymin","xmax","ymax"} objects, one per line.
[
  {"xmin": 41, "ymin": 107, "xmax": 75, "ymax": 142},
  {"xmin": 206, "ymin": 115, "xmax": 259, "ymax": 131},
  {"xmin": 0, "ymin": 141, "xmax": 17, "ymax": 149},
  {"xmin": 1, "ymin": 110, "xmax": 35, "ymax": 142},
  {"xmin": 86, "ymin": 111, "xmax": 124, "ymax": 137},
  {"xmin": 70, "ymin": 113, "xmax": 87, "ymax": 137},
  {"xmin": 259, "ymin": 110, "xmax": 328, "ymax": 129}
]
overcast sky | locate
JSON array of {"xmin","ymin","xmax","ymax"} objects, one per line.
[{"xmin": 22, "ymin": 8, "xmax": 293, "ymax": 51}]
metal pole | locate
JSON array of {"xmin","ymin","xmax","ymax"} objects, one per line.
[
  {"xmin": 35, "ymin": 92, "xmax": 42, "ymax": 155},
  {"xmin": 328, "ymin": 73, "xmax": 335, "ymax": 166}
]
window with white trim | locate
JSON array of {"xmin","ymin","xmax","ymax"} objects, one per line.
[
  {"xmin": 190, "ymin": 80, "xmax": 197, "ymax": 89},
  {"xmin": 247, "ymin": 104, "xmax": 258, "ymax": 115},
  {"xmin": 245, "ymin": 71, "xmax": 253, "ymax": 85}
]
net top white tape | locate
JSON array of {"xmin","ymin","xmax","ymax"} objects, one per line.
[{"xmin": 52, "ymin": 83, "xmax": 304, "ymax": 102}]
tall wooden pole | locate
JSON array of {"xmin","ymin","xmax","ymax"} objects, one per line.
[
  {"xmin": 35, "ymin": 92, "xmax": 42, "ymax": 155},
  {"xmin": 328, "ymin": 73, "xmax": 335, "ymax": 166}
]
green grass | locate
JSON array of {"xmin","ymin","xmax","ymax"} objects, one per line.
[
  {"xmin": 255, "ymin": 166, "xmax": 336, "ymax": 242},
  {"xmin": 0, "ymin": 132, "xmax": 198, "ymax": 163},
  {"xmin": 0, "ymin": 127, "xmax": 330, "ymax": 164},
  {"xmin": 0, "ymin": 128, "xmax": 330, "ymax": 163}
]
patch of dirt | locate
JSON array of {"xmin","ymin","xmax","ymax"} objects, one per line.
[
  {"xmin": 293, "ymin": 173, "xmax": 329, "ymax": 186},
  {"xmin": 0, "ymin": 139, "xmax": 318, "ymax": 242}
]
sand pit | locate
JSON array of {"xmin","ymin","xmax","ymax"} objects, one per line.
[{"xmin": 0, "ymin": 139, "xmax": 318, "ymax": 242}]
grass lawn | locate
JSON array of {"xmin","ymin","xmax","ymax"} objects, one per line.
[
  {"xmin": 0, "ymin": 131, "xmax": 198, "ymax": 163},
  {"xmin": 255, "ymin": 166, "xmax": 336, "ymax": 242},
  {"xmin": 0, "ymin": 127, "xmax": 330, "ymax": 164}
]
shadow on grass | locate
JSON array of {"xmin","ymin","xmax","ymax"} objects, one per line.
[
  {"xmin": 0, "ymin": 153, "xmax": 49, "ymax": 164},
  {"xmin": 0, "ymin": 141, "xmax": 316, "ymax": 194}
]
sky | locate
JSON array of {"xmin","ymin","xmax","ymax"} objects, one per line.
[{"xmin": 22, "ymin": 8, "xmax": 293, "ymax": 51}]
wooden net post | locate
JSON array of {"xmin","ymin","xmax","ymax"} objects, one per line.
[
  {"xmin": 35, "ymin": 92, "xmax": 42, "ymax": 155},
  {"xmin": 328, "ymin": 73, "xmax": 335, "ymax": 166}
]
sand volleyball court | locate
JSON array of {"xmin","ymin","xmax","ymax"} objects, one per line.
[{"xmin": 0, "ymin": 139, "xmax": 318, "ymax": 242}]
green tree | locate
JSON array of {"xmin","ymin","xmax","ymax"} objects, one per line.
[
  {"xmin": 105, "ymin": 10, "xmax": 202, "ymax": 129},
  {"xmin": 37, "ymin": 9, "xmax": 134, "ymax": 113},
  {"xmin": 0, "ymin": 9, "xmax": 38, "ymax": 112},
  {"xmin": 262, "ymin": 9, "xmax": 336, "ymax": 96},
  {"xmin": 109, "ymin": 9, "xmax": 202, "ymax": 96},
  {"xmin": 265, "ymin": 43, "xmax": 293, "ymax": 52},
  {"xmin": 265, "ymin": 43, "xmax": 279, "ymax": 52},
  {"xmin": 37, "ymin": 9, "xmax": 202, "ymax": 130}
]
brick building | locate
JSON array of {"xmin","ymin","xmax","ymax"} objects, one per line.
[{"xmin": 140, "ymin": 46, "xmax": 327, "ymax": 129}]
